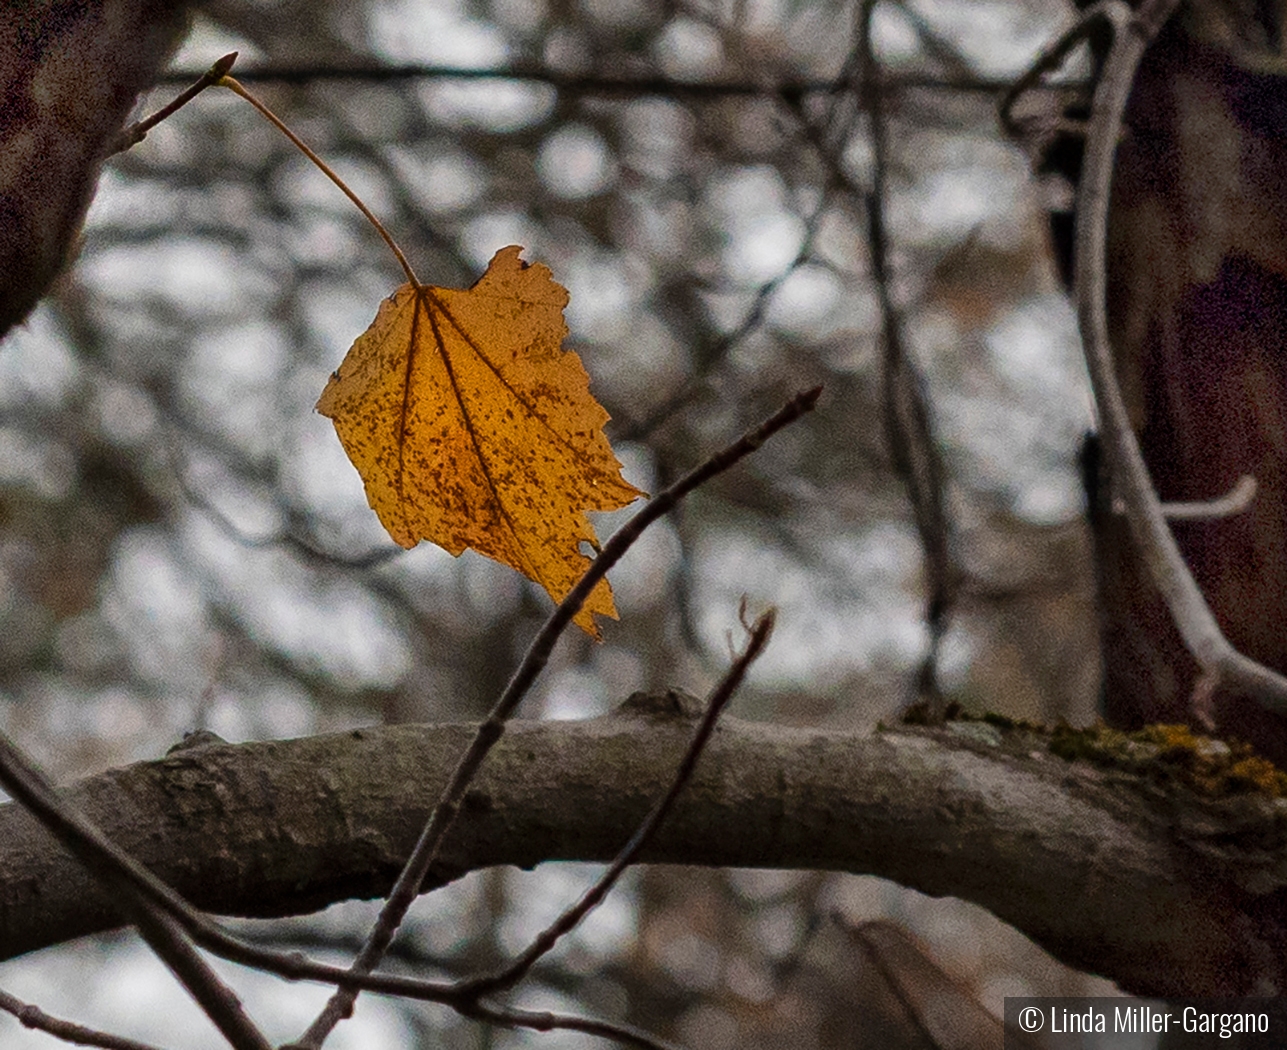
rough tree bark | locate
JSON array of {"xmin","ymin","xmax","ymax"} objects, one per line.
[
  {"xmin": 0, "ymin": 0, "xmax": 192, "ymax": 338},
  {"xmin": 1081, "ymin": 2, "xmax": 1287, "ymax": 760},
  {"xmin": 3, "ymin": 698, "xmax": 1287, "ymax": 1000}
]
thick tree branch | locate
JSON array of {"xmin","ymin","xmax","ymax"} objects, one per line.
[{"xmin": 3, "ymin": 698, "xmax": 1286, "ymax": 999}]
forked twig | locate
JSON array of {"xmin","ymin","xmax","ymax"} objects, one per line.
[
  {"xmin": 295, "ymin": 386, "xmax": 821, "ymax": 1046},
  {"xmin": 455, "ymin": 606, "xmax": 776, "ymax": 999}
]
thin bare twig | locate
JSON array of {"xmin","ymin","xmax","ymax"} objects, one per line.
[
  {"xmin": 0, "ymin": 988, "xmax": 167, "ymax": 1050},
  {"xmin": 1069, "ymin": 0, "xmax": 1287, "ymax": 711},
  {"xmin": 294, "ymin": 386, "xmax": 821, "ymax": 1046},
  {"xmin": 161, "ymin": 62, "xmax": 1088, "ymax": 98},
  {"xmin": 1147, "ymin": 475, "xmax": 1257, "ymax": 522},
  {"xmin": 456, "ymin": 605, "xmax": 776, "ymax": 999},
  {"xmin": 859, "ymin": 0, "xmax": 953, "ymax": 713},
  {"xmin": 130, "ymin": 909, "xmax": 270, "ymax": 1050},
  {"xmin": 459, "ymin": 999, "xmax": 687, "ymax": 1050},
  {"xmin": 109, "ymin": 52, "xmax": 239, "ymax": 156},
  {"xmin": 0, "ymin": 736, "xmax": 272, "ymax": 1050}
]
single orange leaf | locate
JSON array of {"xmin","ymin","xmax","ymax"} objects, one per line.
[{"xmin": 316, "ymin": 245, "xmax": 644, "ymax": 637}]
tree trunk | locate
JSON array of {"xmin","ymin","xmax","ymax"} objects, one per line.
[{"xmin": 1083, "ymin": 2, "xmax": 1287, "ymax": 762}]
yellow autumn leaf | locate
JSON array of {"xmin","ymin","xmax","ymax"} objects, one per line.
[{"xmin": 316, "ymin": 246, "xmax": 644, "ymax": 637}]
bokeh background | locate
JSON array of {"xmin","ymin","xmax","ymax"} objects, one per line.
[{"xmin": 1, "ymin": 0, "xmax": 1117, "ymax": 1045}]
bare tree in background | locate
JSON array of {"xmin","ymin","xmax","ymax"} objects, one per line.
[{"xmin": 3, "ymin": 0, "xmax": 1287, "ymax": 1047}]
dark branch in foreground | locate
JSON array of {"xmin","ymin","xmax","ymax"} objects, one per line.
[
  {"xmin": 3, "ymin": 704, "xmax": 1286, "ymax": 999},
  {"xmin": 0, "ymin": 738, "xmax": 273, "ymax": 1050}
]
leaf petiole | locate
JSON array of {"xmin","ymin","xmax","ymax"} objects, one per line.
[{"xmin": 218, "ymin": 74, "xmax": 422, "ymax": 290}]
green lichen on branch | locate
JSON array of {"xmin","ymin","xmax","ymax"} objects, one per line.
[
  {"xmin": 1048, "ymin": 722, "xmax": 1287, "ymax": 799},
  {"xmin": 901, "ymin": 705, "xmax": 1287, "ymax": 800}
]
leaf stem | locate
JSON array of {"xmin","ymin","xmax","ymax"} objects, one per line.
[{"xmin": 218, "ymin": 75, "xmax": 421, "ymax": 290}]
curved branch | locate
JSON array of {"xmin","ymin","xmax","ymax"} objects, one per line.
[
  {"xmin": 2, "ymin": 702, "xmax": 1285, "ymax": 998},
  {"xmin": 1071, "ymin": 0, "xmax": 1287, "ymax": 711}
]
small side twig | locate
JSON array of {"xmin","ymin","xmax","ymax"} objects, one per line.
[
  {"xmin": 108, "ymin": 52, "xmax": 239, "ymax": 156},
  {"xmin": 294, "ymin": 387, "xmax": 821, "ymax": 1047},
  {"xmin": 0, "ymin": 987, "xmax": 165, "ymax": 1050},
  {"xmin": 458, "ymin": 1000, "xmax": 686, "ymax": 1050},
  {"xmin": 1114, "ymin": 474, "xmax": 1257, "ymax": 522},
  {"xmin": 455, "ymin": 605, "xmax": 776, "ymax": 999}
]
